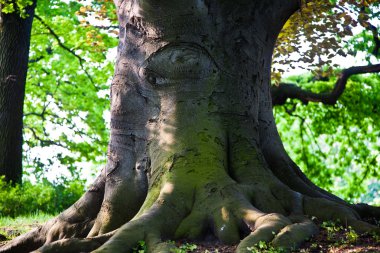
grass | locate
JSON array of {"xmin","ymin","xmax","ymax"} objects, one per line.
[{"xmin": 0, "ymin": 212, "xmax": 54, "ymax": 239}]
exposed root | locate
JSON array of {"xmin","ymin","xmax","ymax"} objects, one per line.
[
  {"xmin": 271, "ymin": 216, "xmax": 318, "ymax": 249},
  {"xmin": 91, "ymin": 178, "xmax": 192, "ymax": 253},
  {"xmin": 353, "ymin": 203, "xmax": 380, "ymax": 219},
  {"xmin": 1, "ymin": 148, "xmax": 379, "ymax": 253},
  {"xmin": 94, "ymin": 180, "xmax": 378, "ymax": 253},
  {"xmin": 87, "ymin": 158, "xmax": 148, "ymax": 237},
  {"xmin": 303, "ymin": 197, "xmax": 380, "ymax": 234},
  {"xmin": 0, "ymin": 171, "xmax": 106, "ymax": 253},
  {"xmin": 32, "ymin": 231, "xmax": 114, "ymax": 253},
  {"xmin": 0, "ymin": 215, "xmax": 95, "ymax": 253},
  {"xmin": 2, "ymin": 175, "xmax": 379, "ymax": 253},
  {"xmin": 0, "ymin": 228, "xmax": 45, "ymax": 253},
  {"xmin": 237, "ymin": 214, "xmax": 292, "ymax": 253}
]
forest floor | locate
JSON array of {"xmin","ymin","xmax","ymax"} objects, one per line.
[
  {"xmin": 0, "ymin": 217, "xmax": 379, "ymax": 252},
  {"xmin": 183, "ymin": 226, "xmax": 380, "ymax": 252}
]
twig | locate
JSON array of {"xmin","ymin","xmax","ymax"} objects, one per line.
[{"xmin": 34, "ymin": 14, "xmax": 98, "ymax": 90}]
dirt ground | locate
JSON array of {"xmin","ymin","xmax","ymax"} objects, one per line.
[
  {"xmin": 185, "ymin": 219, "xmax": 380, "ymax": 253},
  {"xmin": 176, "ymin": 230, "xmax": 380, "ymax": 253}
]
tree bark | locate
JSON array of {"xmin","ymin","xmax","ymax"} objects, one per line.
[
  {"xmin": 0, "ymin": 2, "xmax": 36, "ymax": 183},
  {"xmin": 1, "ymin": 1, "xmax": 379, "ymax": 252}
]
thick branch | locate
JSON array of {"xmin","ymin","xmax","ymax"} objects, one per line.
[{"xmin": 272, "ymin": 64, "xmax": 380, "ymax": 106}]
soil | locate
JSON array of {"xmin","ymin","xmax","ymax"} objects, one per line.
[
  {"xmin": 177, "ymin": 231, "xmax": 380, "ymax": 253},
  {"xmin": 173, "ymin": 219, "xmax": 380, "ymax": 253}
]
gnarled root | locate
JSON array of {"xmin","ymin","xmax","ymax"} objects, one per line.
[
  {"xmin": 1, "ymin": 171, "xmax": 379, "ymax": 253},
  {"xmin": 1, "ymin": 148, "xmax": 379, "ymax": 253},
  {"xmin": 31, "ymin": 232, "xmax": 115, "ymax": 253},
  {"xmin": 93, "ymin": 178, "xmax": 378, "ymax": 253}
]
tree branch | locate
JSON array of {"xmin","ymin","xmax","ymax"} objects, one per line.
[
  {"xmin": 34, "ymin": 14, "xmax": 98, "ymax": 90},
  {"xmin": 358, "ymin": 6, "xmax": 380, "ymax": 57},
  {"xmin": 24, "ymin": 126, "xmax": 67, "ymax": 148},
  {"xmin": 366, "ymin": 22, "xmax": 380, "ymax": 57},
  {"xmin": 271, "ymin": 64, "xmax": 380, "ymax": 106}
]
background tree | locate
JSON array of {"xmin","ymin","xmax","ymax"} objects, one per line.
[
  {"xmin": 0, "ymin": 0, "xmax": 117, "ymax": 183},
  {"xmin": 0, "ymin": 0, "xmax": 117, "ymax": 219},
  {"xmin": 0, "ymin": 0, "xmax": 36, "ymax": 183}
]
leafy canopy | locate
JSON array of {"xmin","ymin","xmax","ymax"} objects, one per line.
[
  {"xmin": 0, "ymin": 0, "xmax": 34, "ymax": 17},
  {"xmin": 274, "ymin": 0, "xmax": 380, "ymax": 203},
  {"xmin": 23, "ymin": 0, "xmax": 117, "ymax": 181},
  {"xmin": 275, "ymin": 73, "xmax": 380, "ymax": 203},
  {"xmin": 273, "ymin": 0, "xmax": 380, "ymax": 80}
]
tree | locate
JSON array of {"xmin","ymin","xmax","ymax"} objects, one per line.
[
  {"xmin": 0, "ymin": 0, "xmax": 36, "ymax": 183},
  {"xmin": 1, "ymin": 1, "xmax": 380, "ymax": 253},
  {"xmin": 1, "ymin": 0, "xmax": 116, "ymax": 183}
]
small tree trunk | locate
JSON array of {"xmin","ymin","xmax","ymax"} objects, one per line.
[{"xmin": 0, "ymin": 2, "xmax": 36, "ymax": 183}]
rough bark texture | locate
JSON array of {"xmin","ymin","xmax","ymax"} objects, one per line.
[
  {"xmin": 1, "ymin": 0, "xmax": 379, "ymax": 252},
  {"xmin": 0, "ymin": 2, "xmax": 36, "ymax": 183}
]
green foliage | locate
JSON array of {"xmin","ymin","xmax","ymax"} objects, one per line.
[
  {"xmin": 321, "ymin": 221, "xmax": 343, "ymax": 242},
  {"xmin": 0, "ymin": 176, "xmax": 85, "ymax": 217},
  {"xmin": 347, "ymin": 30, "xmax": 380, "ymax": 63},
  {"xmin": 0, "ymin": 0, "xmax": 34, "ymax": 17},
  {"xmin": 275, "ymin": 73, "xmax": 380, "ymax": 202},
  {"xmin": 247, "ymin": 241, "xmax": 287, "ymax": 253},
  {"xmin": 169, "ymin": 242, "xmax": 197, "ymax": 253},
  {"xmin": 321, "ymin": 221, "xmax": 359, "ymax": 245},
  {"xmin": 132, "ymin": 241, "xmax": 147, "ymax": 253},
  {"xmin": 131, "ymin": 241, "xmax": 197, "ymax": 253},
  {"xmin": 273, "ymin": 1, "xmax": 379, "ymax": 81},
  {"xmin": 23, "ymin": 0, "xmax": 118, "ymax": 180},
  {"xmin": 372, "ymin": 231, "xmax": 380, "ymax": 243},
  {"xmin": 345, "ymin": 227, "xmax": 359, "ymax": 244}
]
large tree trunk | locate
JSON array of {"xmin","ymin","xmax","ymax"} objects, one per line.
[
  {"xmin": 0, "ymin": 2, "xmax": 36, "ymax": 183},
  {"xmin": 1, "ymin": 0, "xmax": 379, "ymax": 252}
]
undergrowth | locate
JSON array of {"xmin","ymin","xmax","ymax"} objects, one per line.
[{"xmin": 0, "ymin": 176, "xmax": 85, "ymax": 217}]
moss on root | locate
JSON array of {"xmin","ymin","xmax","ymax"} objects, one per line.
[{"xmin": 1, "ymin": 114, "xmax": 379, "ymax": 253}]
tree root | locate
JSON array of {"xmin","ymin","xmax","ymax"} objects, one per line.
[
  {"xmin": 32, "ymin": 232, "xmax": 115, "ymax": 253},
  {"xmin": 2, "ymin": 178, "xmax": 379, "ymax": 253},
  {"xmin": 1, "ymin": 156, "xmax": 379, "ymax": 253},
  {"xmin": 237, "ymin": 214, "xmax": 318, "ymax": 252},
  {"xmin": 53, "ymin": 181, "xmax": 380, "ymax": 252},
  {"xmin": 0, "ymin": 171, "xmax": 106, "ymax": 253},
  {"xmin": 353, "ymin": 203, "xmax": 380, "ymax": 219}
]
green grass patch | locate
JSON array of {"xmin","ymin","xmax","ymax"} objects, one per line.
[{"xmin": 0, "ymin": 212, "xmax": 54, "ymax": 239}]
